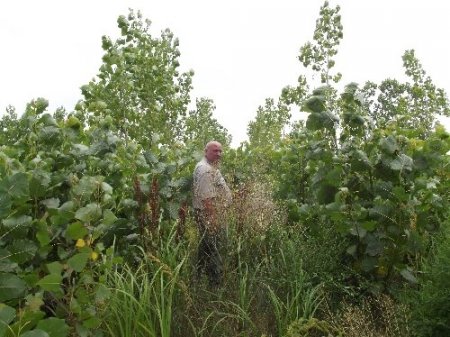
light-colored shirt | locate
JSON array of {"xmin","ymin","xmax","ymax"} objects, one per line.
[{"xmin": 193, "ymin": 157, "xmax": 232, "ymax": 210}]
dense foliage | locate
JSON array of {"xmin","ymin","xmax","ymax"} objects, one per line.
[{"xmin": 1, "ymin": 2, "xmax": 449, "ymax": 336}]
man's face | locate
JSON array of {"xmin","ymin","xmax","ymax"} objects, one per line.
[{"xmin": 205, "ymin": 142, "xmax": 222, "ymax": 165}]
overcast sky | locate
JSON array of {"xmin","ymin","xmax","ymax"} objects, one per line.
[{"xmin": 1, "ymin": 0, "xmax": 449, "ymax": 146}]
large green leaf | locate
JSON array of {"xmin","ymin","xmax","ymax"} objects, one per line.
[
  {"xmin": 0, "ymin": 273, "xmax": 27, "ymax": 301},
  {"xmin": 36, "ymin": 227, "xmax": 51, "ymax": 247},
  {"xmin": 36, "ymin": 274, "xmax": 63, "ymax": 293},
  {"xmin": 379, "ymin": 136, "xmax": 398, "ymax": 155},
  {"xmin": 325, "ymin": 167, "xmax": 342, "ymax": 187},
  {"xmin": 29, "ymin": 171, "xmax": 51, "ymax": 198},
  {"xmin": 8, "ymin": 239, "xmax": 38, "ymax": 264},
  {"xmin": 0, "ymin": 249, "xmax": 18, "ymax": 273},
  {"xmin": 40, "ymin": 198, "xmax": 60, "ymax": 209},
  {"xmin": 0, "ymin": 303, "xmax": 16, "ymax": 336},
  {"xmin": 351, "ymin": 150, "xmax": 372, "ymax": 171},
  {"xmin": 39, "ymin": 113, "xmax": 57, "ymax": 126},
  {"xmin": 46, "ymin": 261, "xmax": 63, "ymax": 275},
  {"xmin": 302, "ymin": 95, "xmax": 326, "ymax": 113},
  {"xmin": 365, "ymin": 235, "xmax": 384, "ymax": 257},
  {"xmin": 20, "ymin": 329, "xmax": 49, "ymax": 337},
  {"xmin": 315, "ymin": 184, "xmax": 337, "ymax": 204},
  {"xmin": 2, "ymin": 215, "xmax": 33, "ymax": 230},
  {"xmin": 390, "ymin": 154, "xmax": 413, "ymax": 172},
  {"xmin": 50, "ymin": 209, "xmax": 74, "ymax": 227},
  {"xmin": 350, "ymin": 224, "xmax": 367, "ymax": 238},
  {"xmin": 400, "ymin": 268, "xmax": 418, "ymax": 284},
  {"xmin": 38, "ymin": 126, "xmax": 61, "ymax": 144},
  {"xmin": 102, "ymin": 209, "xmax": 118, "ymax": 226},
  {"xmin": 67, "ymin": 253, "xmax": 90, "ymax": 272},
  {"xmin": 306, "ymin": 111, "xmax": 338, "ymax": 131},
  {"xmin": 72, "ymin": 176, "xmax": 98, "ymax": 197},
  {"xmin": 0, "ymin": 194, "xmax": 12, "ymax": 218},
  {"xmin": 66, "ymin": 222, "xmax": 88, "ymax": 240},
  {"xmin": 101, "ymin": 182, "xmax": 113, "ymax": 195},
  {"xmin": 0, "ymin": 172, "xmax": 29, "ymax": 199},
  {"xmin": 75, "ymin": 203, "xmax": 102, "ymax": 223},
  {"xmin": 36, "ymin": 318, "xmax": 69, "ymax": 337}
]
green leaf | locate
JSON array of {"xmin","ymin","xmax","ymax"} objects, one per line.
[
  {"xmin": 66, "ymin": 222, "xmax": 88, "ymax": 240},
  {"xmin": 351, "ymin": 150, "xmax": 372, "ymax": 171},
  {"xmin": 144, "ymin": 151, "xmax": 158, "ymax": 164},
  {"xmin": 0, "ymin": 273, "xmax": 27, "ymax": 301},
  {"xmin": 350, "ymin": 225, "xmax": 367, "ymax": 238},
  {"xmin": 59, "ymin": 201, "xmax": 75, "ymax": 212},
  {"xmin": 39, "ymin": 113, "xmax": 57, "ymax": 126},
  {"xmin": 315, "ymin": 184, "xmax": 337, "ymax": 204},
  {"xmin": 17, "ymin": 310, "xmax": 45, "ymax": 332},
  {"xmin": 400, "ymin": 268, "xmax": 418, "ymax": 283},
  {"xmin": 19, "ymin": 329, "xmax": 50, "ymax": 337},
  {"xmin": 365, "ymin": 237, "xmax": 384, "ymax": 257},
  {"xmin": 67, "ymin": 253, "xmax": 89, "ymax": 272},
  {"xmin": 0, "ymin": 172, "xmax": 29, "ymax": 199},
  {"xmin": 46, "ymin": 261, "xmax": 63, "ymax": 275},
  {"xmin": 102, "ymin": 209, "xmax": 117, "ymax": 226},
  {"xmin": 2, "ymin": 215, "xmax": 33, "ymax": 230},
  {"xmin": 306, "ymin": 111, "xmax": 338, "ymax": 130},
  {"xmin": 36, "ymin": 274, "xmax": 63, "ymax": 292},
  {"xmin": 95, "ymin": 284, "xmax": 111, "ymax": 304},
  {"xmin": 36, "ymin": 318, "xmax": 69, "ymax": 337},
  {"xmin": 75, "ymin": 203, "xmax": 102, "ymax": 222},
  {"xmin": 325, "ymin": 167, "xmax": 342, "ymax": 187},
  {"xmin": 72, "ymin": 176, "xmax": 97, "ymax": 197},
  {"xmin": 379, "ymin": 136, "xmax": 398, "ymax": 155},
  {"xmin": 361, "ymin": 256, "xmax": 377, "ymax": 272},
  {"xmin": 390, "ymin": 154, "xmax": 413, "ymax": 172},
  {"xmin": 40, "ymin": 198, "xmax": 60, "ymax": 209},
  {"xmin": 0, "ymin": 249, "xmax": 18, "ymax": 273},
  {"xmin": 361, "ymin": 221, "xmax": 377, "ymax": 232},
  {"xmin": 302, "ymin": 95, "xmax": 326, "ymax": 113},
  {"xmin": 71, "ymin": 144, "xmax": 90, "ymax": 156},
  {"xmin": 0, "ymin": 194, "xmax": 12, "ymax": 218},
  {"xmin": 346, "ymin": 244, "xmax": 357, "ymax": 257},
  {"xmin": 167, "ymin": 201, "xmax": 179, "ymax": 219},
  {"xmin": 82, "ymin": 317, "xmax": 101, "ymax": 329},
  {"xmin": 101, "ymin": 182, "xmax": 113, "ymax": 195},
  {"xmin": 38, "ymin": 126, "xmax": 60, "ymax": 144},
  {"xmin": 29, "ymin": 172, "xmax": 51, "ymax": 198},
  {"xmin": 392, "ymin": 186, "xmax": 409, "ymax": 201},
  {"xmin": 36, "ymin": 228, "xmax": 51, "ymax": 247},
  {"xmin": 0, "ymin": 303, "xmax": 16, "ymax": 336},
  {"xmin": 8, "ymin": 239, "xmax": 38, "ymax": 264},
  {"xmin": 50, "ymin": 209, "xmax": 74, "ymax": 226}
]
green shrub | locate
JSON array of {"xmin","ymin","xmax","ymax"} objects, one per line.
[{"xmin": 409, "ymin": 221, "xmax": 450, "ymax": 337}]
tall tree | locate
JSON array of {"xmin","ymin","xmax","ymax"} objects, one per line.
[
  {"xmin": 80, "ymin": 10, "xmax": 194, "ymax": 147},
  {"xmin": 247, "ymin": 98, "xmax": 290, "ymax": 148},
  {"xmin": 298, "ymin": 0, "xmax": 343, "ymax": 85},
  {"xmin": 182, "ymin": 97, "xmax": 231, "ymax": 149},
  {"xmin": 364, "ymin": 50, "xmax": 450, "ymax": 136}
]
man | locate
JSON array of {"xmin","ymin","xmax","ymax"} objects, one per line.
[{"xmin": 193, "ymin": 141, "xmax": 232, "ymax": 286}]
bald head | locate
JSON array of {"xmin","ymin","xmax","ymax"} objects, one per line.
[{"xmin": 204, "ymin": 141, "xmax": 223, "ymax": 165}]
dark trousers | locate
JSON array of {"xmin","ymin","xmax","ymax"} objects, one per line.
[{"xmin": 194, "ymin": 209, "xmax": 225, "ymax": 286}]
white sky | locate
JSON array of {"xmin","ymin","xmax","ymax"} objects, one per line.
[{"xmin": 1, "ymin": 0, "xmax": 449, "ymax": 146}]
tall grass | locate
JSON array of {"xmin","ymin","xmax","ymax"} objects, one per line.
[
  {"xmin": 102, "ymin": 263, "xmax": 157, "ymax": 337},
  {"xmin": 265, "ymin": 277, "xmax": 323, "ymax": 337},
  {"xmin": 101, "ymin": 221, "xmax": 189, "ymax": 337},
  {"xmin": 407, "ymin": 218, "xmax": 450, "ymax": 337}
]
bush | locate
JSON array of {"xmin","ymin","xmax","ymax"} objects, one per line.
[{"xmin": 408, "ymin": 220, "xmax": 450, "ymax": 337}]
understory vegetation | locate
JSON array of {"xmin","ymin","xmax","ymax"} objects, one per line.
[{"xmin": 1, "ymin": 2, "xmax": 449, "ymax": 336}]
